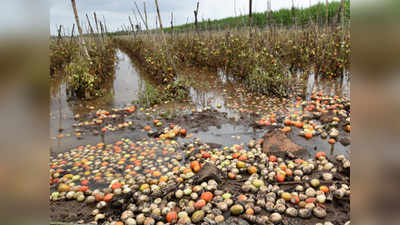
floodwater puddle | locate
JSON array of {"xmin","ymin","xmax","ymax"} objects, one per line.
[
  {"xmin": 50, "ymin": 55, "xmax": 351, "ymax": 158},
  {"xmin": 50, "ymin": 50, "xmax": 147, "ymax": 153}
]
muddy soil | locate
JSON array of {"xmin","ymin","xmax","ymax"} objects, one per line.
[{"xmin": 50, "ymin": 148, "xmax": 350, "ymax": 225}]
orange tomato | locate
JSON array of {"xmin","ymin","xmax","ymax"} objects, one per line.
[
  {"xmin": 228, "ymin": 172, "xmax": 237, "ymax": 180},
  {"xmin": 95, "ymin": 193, "xmax": 104, "ymax": 201},
  {"xmin": 190, "ymin": 161, "xmax": 200, "ymax": 169},
  {"xmin": 306, "ymin": 198, "xmax": 316, "ymax": 203},
  {"xmin": 166, "ymin": 211, "xmax": 177, "ymax": 223},
  {"xmin": 245, "ymin": 208, "xmax": 254, "ymax": 215},
  {"xmin": 269, "ymin": 155, "xmax": 277, "ymax": 162},
  {"xmin": 238, "ymin": 155, "xmax": 248, "ymax": 161},
  {"xmin": 202, "ymin": 152, "xmax": 211, "ymax": 159},
  {"xmin": 238, "ymin": 194, "xmax": 248, "ymax": 201},
  {"xmin": 296, "ymin": 122, "xmax": 304, "ymax": 128},
  {"xmin": 345, "ymin": 125, "xmax": 351, "ymax": 132},
  {"xmin": 195, "ymin": 199, "xmax": 206, "ymax": 209},
  {"xmin": 201, "ymin": 192, "xmax": 213, "ymax": 202},
  {"xmin": 320, "ymin": 185, "xmax": 329, "ymax": 193},
  {"xmin": 111, "ymin": 182, "xmax": 121, "ymax": 190},
  {"xmin": 304, "ymin": 132, "xmax": 313, "ymax": 139},
  {"xmin": 104, "ymin": 193, "xmax": 113, "ymax": 202},
  {"xmin": 284, "ymin": 119, "xmax": 292, "ymax": 126},
  {"xmin": 281, "ymin": 126, "xmax": 291, "ymax": 133},
  {"xmin": 315, "ymin": 152, "xmax": 327, "ymax": 159},
  {"xmin": 285, "ymin": 169, "xmax": 293, "ymax": 176},
  {"xmin": 276, "ymin": 174, "xmax": 285, "ymax": 183},
  {"xmin": 247, "ymin": 166, "xmax": 258, "ymax": 174},
  {"xmin": 80, "ymin": 186, "xmax": 89, "ymax": 192},
  {"xmin": 152, "ymin": 171, "xmax": 161, "ymax": 177},
  {"xmin": 328, "ymin": 138, "xmax": 336, "ymax": 144}
]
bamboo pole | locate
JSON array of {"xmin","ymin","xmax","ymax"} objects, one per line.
[
  {"xmin": 103, "ymin": 16, "xmax": 109, "ymax": 34},
  {"xmin": 325, "ymin": 0, "xmax": 329, "ymax": 27},
  {"xmin": 93, "ymin": 12, "xmax": 100, "ymax": 34},
  {"xmin": 85, "ymin": 14, "xmax": 95, "ymax": 36},
  {"xmin": 70, "ymin": 0, "xmax": 90, "ymax": 59},
  {"xmin": 266, "ymin": 0, "xmax": 271, "ymax": 30},
  {"xmin": 170, "ymin": 12, "xmax": 174, "ymax": 31},
  {"xmin": 154, "ymin": 0, "xmax": 163, "ymax": 30},
  {"xmin": 154, "ymin": 0, "xmax": 177, "ymax": 73},
  {"xmin": 143, "ymin": 2, "xmax": 148, "ymax": 30},
  {"xmin": 134, "ymin": 1, "xmax": 149, "ymax": 31},
  {"xmin": 57, "ymin": 25, "xmax": 62, "ymax": 44},
  {"xmin": 99, "ymin": 21, "xmax": 105, "ymax": 40},
  {"xmin": 70, "ymin": 24, "xmax": 75, "ymax": 42},
  {"xmin": 194, "ymin": 1, "xmax": 199, "ymax": 33},
  {"xmin": 128, "ymin": 16, "xmax": 136, "ymax": 37},
  {"xmin": 249, "ymin": 0, "xmax": 253, "ymax": 26}
]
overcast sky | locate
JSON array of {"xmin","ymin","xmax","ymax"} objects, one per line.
[{"xmin": 50, "ymin": 0, "xmax": 338, "ymax": 35}]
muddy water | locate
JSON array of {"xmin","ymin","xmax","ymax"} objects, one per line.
[
  {"xmin": 50, "ymin": 53, "xmax": 351, "ymax": 158},
  {"xmin": 307, "ymin": 72, "xmax": 350, "ymax": 99},
  {"xmin": 50, "ymin": 50, "xmax": 148, "ymax": 153},
  {"xmin": 175, "ymin": 68, "xmax": 351, "ymax": 156}
]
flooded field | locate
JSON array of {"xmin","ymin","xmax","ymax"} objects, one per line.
[
  {"xmin": 50, "ymin": 49, "xmax": 350, "ymax": 225},
  {"xmin": 48, "ymin": 0, "xmax": 353, "ymax": 223},
  {"xmin": 51, "ymin": 50, "xmax": 350, "ymax": 157}
]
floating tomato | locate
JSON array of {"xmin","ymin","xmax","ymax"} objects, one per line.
[{"xmin": 315, "ymin": 152, "xmax": 327, "ymax": 159}]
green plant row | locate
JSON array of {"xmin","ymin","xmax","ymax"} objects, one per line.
[
  {"xmin": 50, "ymin": 38, "xmax": 118, "ymax": 99},
  {"xmin": 114, "ymin": 38, "xmax": 190, "ymax": 106},
  {"xmin": 167, "ymin": 0, "xmax": 350, "ymax": 32}
]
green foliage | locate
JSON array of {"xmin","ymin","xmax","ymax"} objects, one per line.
[
  {"xmin": 165, "ymin": 0, "xmax": 350, "ymax": 32},
  {"xmin": 136, "ymin": 79, "xmax": 190, "ymax": 107},
  {"xmin": 65, "ymin": 55, "xmax": 101, "ymax": 98},
  {"xmin": 136, "ymin": 81, "xmax": 162, "ymax": 106},
  {"xmin": 60, "ymin": 38, "xmax": 117, "ymax": 99},
  {"xmin": 114, "ymin": 38, "xmax": 176, "ymax": 84},
  {"xmin": 49, "ymin": 39, "xmax": 79, "ymax": 75}
]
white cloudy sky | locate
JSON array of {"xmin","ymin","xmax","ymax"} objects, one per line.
[{"xmin": 50, "ymin": 0, "xmax": 339, "ymax": 35}]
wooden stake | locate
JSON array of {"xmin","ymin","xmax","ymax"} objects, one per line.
[
  {"xmin": 128, "ymin": 16, "xmax": 136, "ymax": 37},
  {"xmin": 325, "ymin": 0, "xmax": 329, "ymax": 27},
  {"xmin": 143, "ymin": 2, "xmax": 148, "ymax": 30},
  {"xmin": 249, "ymin": 0, "xmax": 253, "ymax": 26},
  {"xmin": 57, "ymin": 25, "xmax": 62, "ymax": 44},
  {"xmin": 154, "ymin": 0, "xmax": 163, "ymax": 30},
  {"xmin": 86, "ymin": 14, "xmax": 95, "ymax": 35},
  {"xmin": 170, "ymin": 12, "xmax": 174, "ymax": 31},
  {"xmin": 70, "ymin": 24, "xmax": 75, "ymax": 42},
  {"xmin": 194, "ymin": 1, "xmax": 199, "ymax": 33},
  {"xmin": 70, "ymin": 0, "xmax": 90, "ymax": 59},
  {"xmin": 99, "ymin": 21, "xmax": 104, "ymax": 40},
  {"xmin": 134, "ymin": 1, "xmax": 149, "ymax": 31},
  {"xmin": 93, "ymin": 12, "xmax": 100, "ymax": 34}
]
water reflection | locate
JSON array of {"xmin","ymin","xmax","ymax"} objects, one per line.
[{"xmin": 50, "ymin": 50, "xmax": 147, "ymax": 152}]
